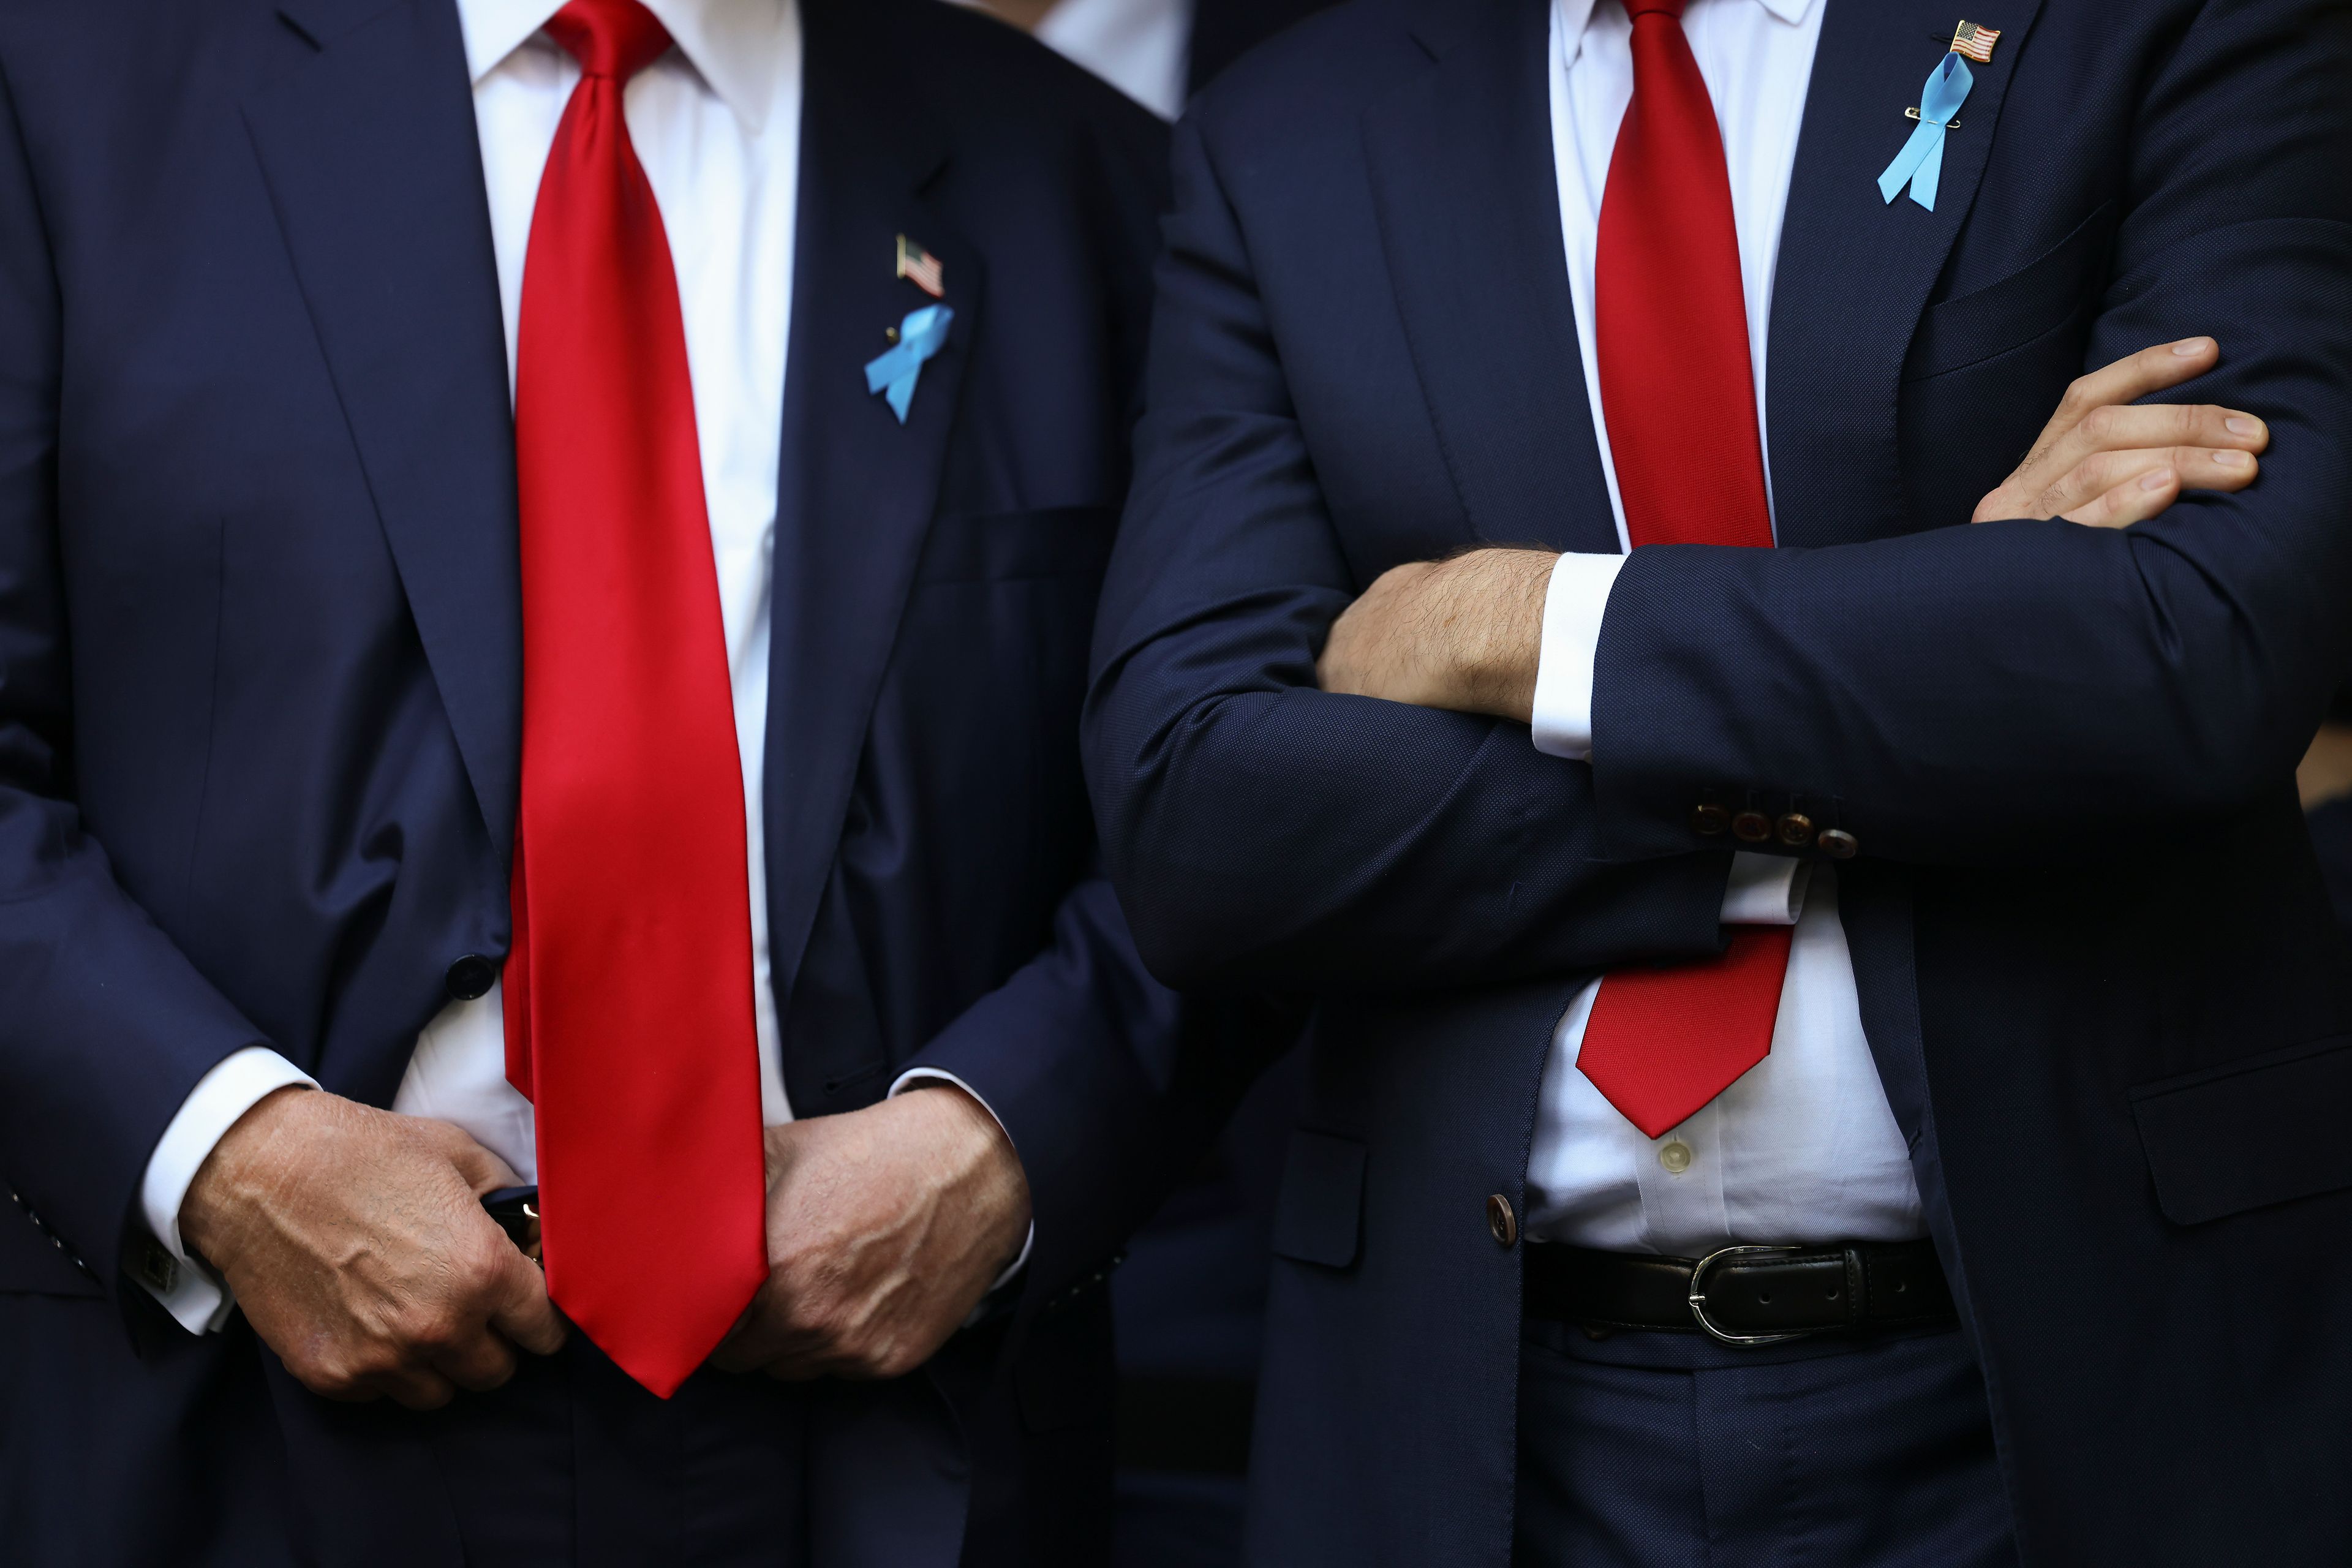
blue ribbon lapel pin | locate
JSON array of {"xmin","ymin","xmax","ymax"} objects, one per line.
[
  {"xmin": 866, "ymin": 303, "xmax": 954, "ymax": 425},
  {"xmin": 867, "ymin": 236, "xmax": 952, "ymax": 424},
  {"xmin": 1877, "ymin": 20, "xmax": 2002, "ymax": 212}
]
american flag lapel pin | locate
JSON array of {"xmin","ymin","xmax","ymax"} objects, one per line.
[
  {"xmin": 895, "ymin": 234, "xmax": 946, "ymax": 300},
  {"xmin": 1880, "ymin": 20, "xmax": 1997, "ymax": 210},
  {"xmin": 1949, "ymin": 20, "xmax": 2001, "ymax": 63}
]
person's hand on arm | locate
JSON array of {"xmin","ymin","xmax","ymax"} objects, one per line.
[
  {"xmin": 178, "ymin": 1088, "xmax": 566, "ymax": 1409},
  {"xmin": 708, "ymin": 1084, "xmax": 1031, "ymax": 1381},
  {"xmin": 1314, "ymin": 338, "xmax": 2265, "ymax": 725},
  {"xmin": 1969, "ymin": 337, "xmax": 2265, "ymax": 529}
]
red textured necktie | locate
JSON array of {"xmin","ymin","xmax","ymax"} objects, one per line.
[
  {"xmin": 1577, "ymin": 0, "xmax": 1794, "ymax": 1140},
  {"xmin": 504, "ymin": 0, "xmax": 767, "ymax": 1398}
]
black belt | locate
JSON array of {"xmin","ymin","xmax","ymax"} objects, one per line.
[{"xmin": 1524, "ymin": 1239, "xmax": 1956, "ymax": 1346}]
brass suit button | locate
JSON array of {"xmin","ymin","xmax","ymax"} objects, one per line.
[
  {"xmin": 1487, "ymin": 1194, "xmax": 1519, "ymax": 1250},
  {"xmin": 1691, "ymin": 803, "xmax": 1730, "ymax": 837},
  {"xmin": 1817, "ymin": 829, "xmax": 1860, "ymax": 860},
  {"xmin": 1731, "ymin": 811, "xmax": 1773, "ymax": 843},
  {"xmin": 1776, "ymin": 812, "xmax": 1814, "ymax": 847}
]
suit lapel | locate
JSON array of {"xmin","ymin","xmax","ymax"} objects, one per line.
[
  {"xmin": 763, "ymin": 0, "xmax": 976, "ymax": 1009},
  {"xmin": 1360, "ymin": 0, "xmax": 1619, "ymax": 556},
  {"xmin": 245, "ymin": 0, "xmax": 521, "ymax": 860},
  {"xmin": 1768, "ymin": 0, "xmax": 2044, "ymax": 547}
]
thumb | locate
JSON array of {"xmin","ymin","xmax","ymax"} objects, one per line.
[{"xmin": 488, "ymin": 1244, "xmax": 568, "ymax": 1357}]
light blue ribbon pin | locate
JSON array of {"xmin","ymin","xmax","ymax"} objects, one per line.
[
  {"xmin": 864, "ymin": 305, "xmax": 954, "ymax": 424},
  {"xmin": 1877, "ymin": 52, "xmax": 1974, "ymax": 211}
]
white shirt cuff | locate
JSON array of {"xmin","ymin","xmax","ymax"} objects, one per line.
[
  {"xmin": 1529, "ymin": 552, "xmax": 1628, "ymax": 761},
  {"xmin": 1721, "ymin": 853, "xmax": 1812, "ymax": 925},
  {"xmin": 137, "ymin": 1047, "xmax": 318, "ymax": 1334},
  {"xmin": 887, "ymin": 1068, "xmax": 1035, "ymax": 1292}
]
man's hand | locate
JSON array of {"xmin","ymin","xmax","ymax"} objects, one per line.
[
  {"xmin": 709, "ymin": 1085, "xmax": 1031, "ymax": 1381},
  {"xmin": 2302, "ymin": 723, "xmax": 2352, "ymax": 812},
  {"xmin": 179, "ymin": 1088, "xmax": 564, "ymax": 1409},
  {"xmin": 1315, "ymin": 547, "xmax": 1558, "ymax": 725},
  {"xmin": 1973, "ymin": 337, "xmax": 2267, "ymax": 528}
]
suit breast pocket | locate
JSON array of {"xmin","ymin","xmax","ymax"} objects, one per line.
[
  {"xmin": 911, "ymin": 503, "xmax": 1118, "ymax": 587},
  {"xmin": 1904, "ymin": 200, "xmax": 2117, "ymax": 383},
  {"xmin": 2131, "ymin": 1034, "xmax": 2352, "ymax": 1226}
]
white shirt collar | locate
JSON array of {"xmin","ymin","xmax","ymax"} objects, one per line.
[
  {"xmin": 1557, "ymin": 0, "xmax": 1819, "ymax": 58},
  {"xmin": 458, "ymin": 0, "xmax": 794, "ymax": 132}
]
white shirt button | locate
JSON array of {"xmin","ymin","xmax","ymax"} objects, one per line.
[{"xmin": 1658, "ymin": 1141, "xmax": 1693, "ymax": 1174}]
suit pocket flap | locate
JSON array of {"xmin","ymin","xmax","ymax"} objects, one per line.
[
  {"xmin": 1272, "ymin": 1130, "xmax": 1365, "ymax": 1268},
  {"xmin": 2131, "ymin": 1035, "xmax": 2352, "ymax": 1226},
  {"xmin": 1904, "ymin": 199, "xmax": 2115, "ymax": 381}
]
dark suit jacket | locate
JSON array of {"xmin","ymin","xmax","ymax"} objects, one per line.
[
  {"xmin": 1188, "ymin": 0, "xmax": 1336, "ymax": 94},
  {"xmin": 0, "ymin": 1, "xmax": 1248, "ymax": 1562},
  {"xmin": 1085, "ymin": 1, "xmax": 2352, "ymax": 1563}
]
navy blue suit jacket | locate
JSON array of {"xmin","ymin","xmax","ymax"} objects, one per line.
[
  {"xmin": 1086, "ymin": 1, "xmax": 2352, "ymax": 1563},
  {"xmin": 0, "ymin": 1, "xmax": 1253, "ymax": 1561}
]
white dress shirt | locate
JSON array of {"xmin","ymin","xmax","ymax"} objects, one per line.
[
  {"xmin": 1521, "ymin": 0, "xmax": 1926, "ymax": 1255},
  {"xmin": 941, "ymin": 0, "xmax": 1191, "ymax": 123},
  {"xmin": 1035, "ymin": 0, "xmax": 1191, "ymax": 120},
  {"xmin": 137, "ymin": 0, "xmax": 1019, "ymax": 1334}
]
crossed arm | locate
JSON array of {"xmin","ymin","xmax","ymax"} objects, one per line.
[
  {"xmin": 1316, "ymin": 339, "xmax": 2272, "ymax": 731},
  {"xmin": 1085, "ymin": 0, "xmax": 2352, "ymax": 998}
]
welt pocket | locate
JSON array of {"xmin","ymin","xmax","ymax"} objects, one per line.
[
  {"xmin": 2130, "ymin": 1033, "xmax": 2352, "ymax": 1226},
  {"xmin": 911, "ymin": 503, "xmax": 1118, "ymax": 586},
  {"xmin": 1904, "ymin": 200, "xmax": 2116, "ymax": 382},
  {"xmin": 1271, "ymin": 1129, "xmax": 1366, "ymax": 1269}
]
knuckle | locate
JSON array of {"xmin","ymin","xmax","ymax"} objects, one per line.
[
  {"xmin": 393, "ymin": 1302, "xmax": 464, "ymax": 1353},
  {"xmin": 301, "ymin": 1354, "xmax": 363, "ymax": 1397},
  {"xmin": 2077, "ymin": 404, "xmax": 2117, "ymax": 442}
]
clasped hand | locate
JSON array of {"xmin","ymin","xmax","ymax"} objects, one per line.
[
  {"xmin": 1317, "ymin": 337, "xmax": 2267, "ymax": 718},
  {"xmin": 183, "ymin": 1082, "xmax": 1029, "ymax": 1406}
]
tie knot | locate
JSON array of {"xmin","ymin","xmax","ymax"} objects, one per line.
[
  {"xmin": 545, "ymin": 0, "xmax": 674, "ymax": 81},
  {"xmin": 1623, "ymin": 0, "xmax": 1691, "ymax": 20}
]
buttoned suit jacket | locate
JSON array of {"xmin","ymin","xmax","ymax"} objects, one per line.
[
  {"xmin": 1084, "ymin": 1, "xmax": 2352, "ymax": 1564},
  {"xmin": 0, "ymin": 1, "xmax": 1262, "ymax": 1562}
]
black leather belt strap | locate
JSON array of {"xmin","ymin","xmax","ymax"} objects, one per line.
[{"xmin": 1524, "ymin": 1239, "xmax": 1956, "ymax": 1344}]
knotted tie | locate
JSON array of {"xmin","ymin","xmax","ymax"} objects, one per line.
[
  {"xmin": 1578, "ymin": 0, "xmax": 1794, "ymax": 1140},
  {"xmin": 507, "ymin": 0, "xmax": 768, "ymax": 1398}
]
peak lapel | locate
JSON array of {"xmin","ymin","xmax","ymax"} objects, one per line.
[
  {"xmin": 244, "ymin": 0, "xmax": 520, "ymax": 859},
  {"xmin": 1768, "ymin": 0, "xmax": 2045, "ymax": 548},
  {"xmin": 1360, "ymin": 0, "xmax": 1618, "ymax": 556},
  {"xmin": 763, "ymin": 4, "xmax": 976, "ymax": 1012}
]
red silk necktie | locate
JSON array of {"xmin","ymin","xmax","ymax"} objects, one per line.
[
  {"xmin": 1577, "ymin": 0, "xmax": 1794, "ymax": 1141},
  {"xmin": 505, "ymin": 0, "xmax": 767, "ymax": 1398}
]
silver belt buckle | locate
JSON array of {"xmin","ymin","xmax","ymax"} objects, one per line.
[{"xmin": 1687, "ymin": 1245, "xmax": 1814, "ymax": 1347}]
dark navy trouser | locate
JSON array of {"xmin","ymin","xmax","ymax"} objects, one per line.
[{"xmin": 1513, "ymin": 1320, "xmax": 2016, "ymax": 1567}]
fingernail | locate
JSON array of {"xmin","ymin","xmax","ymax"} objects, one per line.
[
  {"xmin": 2140, "ymin": 467, "xmax": 2173, "ymax": 491},
  {"xmin": 2226, "ymin": 416, "xmax": 2260, "ymax": 437},
  {"xmin": 2212, "ymin": 450, "xmax": 2249, "ymax": 468},
  {"xmin": 2172, "ymin": 339, "xmax": 2212, "ymax": 356}
]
